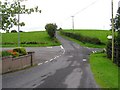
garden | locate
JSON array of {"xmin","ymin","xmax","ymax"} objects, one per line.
[{"xmin": 1, "ymin": 47, "xmax": 36, "ymax": 74}]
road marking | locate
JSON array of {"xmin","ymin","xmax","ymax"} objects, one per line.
[
  {"xmin": 38, "ymin": 63, "xmax": 43, "ymax": 66},
  {"xmin": 83, "ymin": 59, "xmax": 87, "ymax": 62},
  {"xmin": 50, "ymin": 59, "xmax": 53, "ymax": 61},
  {"xmin": 47, "ymin": 47, "xmax": 52, "ymax": 48},
  {"xmin": 54, "ymin": 57, "xmax": 57, "ymax": 59},
  {"xmin": 68, "ymin": 56, "xmax": 73, "ymax": 58},
  {"xmin": 60, "ymin": 45, "xmax": 64, "ymax": 49},
  {"xmin": 56, "ymin": 56, "xmax": 59, "ymax": 58},
  {"xmin": 45, "ymin": 61, "xmax": 49, "ymax": 63},
  {"xmin": 38, "ymin": 45, "xmax": 65, "ymax": 66}
]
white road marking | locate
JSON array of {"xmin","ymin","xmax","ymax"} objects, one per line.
[
  {"xmin": 83, "ymin": 59, "xmax": 87, "ymax": 62},
  {"xmin": 60, "ymin": 45, "xmax": 64, "ymax": 49},
  {"xmin": 47, "ymin": 47, "xmax": 52, "ymax": 48},
  {"xmin": 68, "ymin": 56, "xmax": 73, "ymax": 58},
  {"xmin": 38, "ymin": 63, "xmax": 43, "ymax": 66},
  {"xmin": 38, "ymin": 45, "xmax": 65, "ymax": 66},
  {"xmin": 45, "ymin": 61, "xmax": 49, "ymax": 63},
  {"xmin": 50, "ymin": 59, "xmax": 54, "ymax": 61},
  {"xmin": 56, "ymin": 56, "xmax": 59, "ymax": 58},
  {"xmin": 54, "ymin": 57, "xmax": 57, "ymax": 59}
]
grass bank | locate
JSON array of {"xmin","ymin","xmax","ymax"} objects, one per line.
[
  {"xmin": 2, "ymin": 31, "xmax": 61, "ymax": 47},
  {"xmin": 90, "ymin": 52, "xmax": 118, "ymax": 88},
  {"xmin": 59, "ymin": 29, "xmax": 113, "ymax": 48},
  {"xmin": 63, "ymin": 29, "xmax": 112, "ymax": 44},
  {"xmin": 59, "ymin": 29, "xmax": 111, "ymax": 48}
]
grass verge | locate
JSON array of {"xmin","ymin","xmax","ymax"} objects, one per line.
[{"xmin": 90, "ymin": 52, "xmax": 118, "ymax": 88}]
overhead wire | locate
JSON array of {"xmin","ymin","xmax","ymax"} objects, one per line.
[{"xmin": 60, "ymin": 0, "xmax": 100, "ymax": 27}]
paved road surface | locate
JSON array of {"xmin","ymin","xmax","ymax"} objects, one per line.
[
  {"xmin": 2, "ymin": 46, "xmax": 63, "ymax": 64},
  {"xmin": 2, "ymin": 33, "xmax": 102, "ymax": 88}
]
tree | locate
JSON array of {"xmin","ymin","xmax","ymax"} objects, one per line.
[
  {"xmin": 0, "ymin": 0, "xmax": 41, "ymax": 32},
  {"xmin": 45, "ymin": 23, "xmax": 57, "ymax": 38},
  {"xmin": 115, "ymin": 7, "xmax": 120, "ymax": 43},
  {"xmin": 107, "ymin": 7, "xmax": 120, "ymax": 66},
  {"xmin": 11, "ymin": 30, "xmax": 17, "ymax": 33}
]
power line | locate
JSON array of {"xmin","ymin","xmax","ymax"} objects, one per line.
[
  {"xmin": 73, "ymin": 0, "xmax": 99, "ymax": 16},
  {"xmin": 61, "ymin": 0, "xmax": 99, "ymax": 27}
]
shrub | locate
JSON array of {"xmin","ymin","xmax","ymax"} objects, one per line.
[
  {"xmin": 13, "ymin": 47, "xmax": 27, "ymax": 56},
  {"xmin": 45, "ymin": 23, "xmax": 57, "ymax": 38},
  {"xmin": 7, "ymin": 50, "xmax": 19, "ymax": 57},
  {"xmin": 11, "ymin": 30, "xmax": 17, "ymax": 33},
  {"xmin": 2, "ymin": 51, "xmax": 12, "ymax": 57},
  {"xmin": 19, "ymin": 30, "xmax": 23, "ymax": 32},
  {"xmin": 60, "ymin": 31, "xmax": 102, "ymax": 45},
  {"xmin": 106, "ymin": 41, "xmax": 112, "ymax": 59}
]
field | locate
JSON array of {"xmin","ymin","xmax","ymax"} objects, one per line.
[
  {"xmin": 60, "ymin": 29, "xmax": 113, "ymax": 48},
  {"xmin": 2, "ymin": 31, "xmax": 61, "ymax": 47},
  {"xmin": 90, "ymin": 52, "xmax": 118, "ymax": 88}
]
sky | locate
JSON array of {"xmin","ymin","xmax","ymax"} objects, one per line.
[{"xmin": 1, "ymin": 0, "xmax": 120, "ymax": 32}]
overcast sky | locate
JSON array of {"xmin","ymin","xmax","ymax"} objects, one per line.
[{"xmin": 2, "ymin": 0, "xmax": 120, "ymax": 32}]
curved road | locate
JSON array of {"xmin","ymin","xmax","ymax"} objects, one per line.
[{"xmin": 3, "ymin": 33, "xmax": 101, "ymax": 88}]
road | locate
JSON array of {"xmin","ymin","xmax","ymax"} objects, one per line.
[{"xmin": 2, "ymin": 33, "xmax": 102, "ymax": 89}]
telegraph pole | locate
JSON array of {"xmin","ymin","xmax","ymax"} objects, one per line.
[
  {"xmin": 111, "ymin": 0, "xmax": 114, "ymax": 62},
  {"xmin": 71, "ymin": 16, "xmax": 74, "ymax": 31},
  {"xmin": 18, "ymin": 0, "xmax": 20, "ymax": 47}
]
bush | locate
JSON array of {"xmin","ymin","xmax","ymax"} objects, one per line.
[
  {"xmin": 106, "ymin": 41, "xmax": 112, "ymax": 59},
  {"xmin": 6, "ymin": 50, "xmax": 20, "ymax": 58},
  {"xmin": 11, "ymin": 30, "xmax": 17, "ymax": 33},
  {"xmin": 60, "ymin": 31, "xmax": 102, "ymax": 45},
  {"xmin": 45, "ymin": 23, "xmax": 57, "ymax": 38},
  {"xmin": 1, "ymin": 51, "xmax": 12, "ymax": 57},
  {"xmin": 13, "ymin": 47, "xmax": 27, "ymax": 56}
]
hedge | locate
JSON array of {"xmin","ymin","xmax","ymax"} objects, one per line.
[{"xmin": 60, "ymin": 31, "xmax": 103, "ymax": 45}]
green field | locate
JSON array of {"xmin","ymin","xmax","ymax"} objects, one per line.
[
  {"xmin": 2, "ymin": 31, "xmax": 61, "ymax": 47},
  {"xmin": 90, "ymin": 52, "xmax": 118, "ymax": 88},
  {"xmin": 60, "ymin": 29, "xmax": 113, "ymax": 48}
]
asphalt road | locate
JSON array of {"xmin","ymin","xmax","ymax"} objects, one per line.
[{"xmin": 2, "ymin": 33, "xmax": 102, "ymax": 89}]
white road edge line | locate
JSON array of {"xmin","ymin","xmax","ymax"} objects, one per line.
[
  {"xmin": 60, "ymin": 45, "xmax": 64, "ymax": 49},
  {"xmin": 45, "ymin": 61, "xmax": 49, "ymax": 63},
  {"xmin": 83, "ymin": 59, "xmax": 87, "ymax": 62},
  {"xmin": 46, "ymin": 47, "xmax": 52, "ymax": 48},
  {"xmin": 38, "ymin": 63, "xmax": 43, "ymax": 66},
  {"xmin": 50, "ymin": 59, "xmax": 53, "ymax": 61},
  {"xmin": 38, "ymin": 45, "xmax": 65, "ymax": 66}
]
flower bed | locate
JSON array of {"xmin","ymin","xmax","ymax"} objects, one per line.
[{"xmin": 0, "ymin": 47, "xmax": 36, "ymax": 74}]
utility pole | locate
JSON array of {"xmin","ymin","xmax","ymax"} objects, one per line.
[
  {"xmin": 111, "ymin": 0, "xmax": 114, "ymax": 62},
  {"xmin": 71, "ymin": 16, "xmax": 74, "ymax": 31},
  {"xmin": 18, "ymin": 0, "xmax": 20, "ymax": 47}
]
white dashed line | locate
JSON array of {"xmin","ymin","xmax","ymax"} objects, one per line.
[
  {"xmin": 54, "ymin": 57, "xmax": 57, "ymax": 59},
  {"xmin": 45, "ymin": 61, "xmax": 49, "ymax": 63},
  {"xmin": 83, "ymin": 59, "xmax": 87, "ymax": 62},
  {"xmin": 68, "ymin": 56, "xmax": 73, "ymax": 58},
  {"xmin": 38, "ymin": 45, "xmax": 65, "ymax": 66},
  {"xmin": 38, "ymin": 63, "xmax": 43, "ymax": 66},
  {"xmin": 56, "ymin": 56, "xmax": 59, "ymax": 58},
  {"xmin": 50, "ymin": 59, "xmax": 53, "ymax": 61},
  {"xmin": 60, "ymin": 45, "xmax": 64, "ymax": 49},
  {"xmin": 47, "ymin": 47, "xmax": 52, "ymax": 48}
]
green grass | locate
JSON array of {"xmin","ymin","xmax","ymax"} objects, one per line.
[
  {"xmin": 63, "ymin": 29, "xmax": 112, "ymax": 43},
  {"xmin": 90, "ymin": 52, "xmax": 118, "ymax": 88},
  {"xmin": 60, "ymin": 29, "xmax": 114, "ymax": 48},
  {"xmin": 2, "ymin": 31, "xmax": 61, "ymax": 47},
  {"xmin": 59, "ymin": 32, "xmax": 105, "ymax": 48}
]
